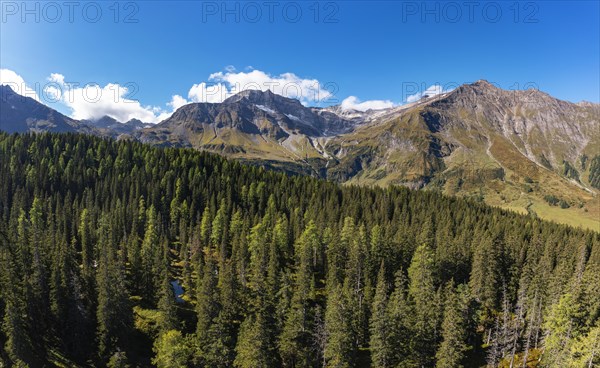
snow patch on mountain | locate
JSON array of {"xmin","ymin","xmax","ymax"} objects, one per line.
[
  {"xmin": 256, "ymin": 105, "xmax": 277, "ymax": 115},
  {"xmin": 285, "ymin": 114, "xmax": 302, "ymax": 122}
]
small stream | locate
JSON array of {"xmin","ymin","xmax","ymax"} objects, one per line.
[{"xmin": 170, "ymin": 280, "xmax": 184, "ymax": 303}]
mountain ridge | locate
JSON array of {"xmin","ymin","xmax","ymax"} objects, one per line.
[
  {"xmin": 1, "ymin": 81, "xmax": 598, "ymax": 229},
  {"xmin": 0, "ymin": 84, "xmax": 97, "ymax": 134}
]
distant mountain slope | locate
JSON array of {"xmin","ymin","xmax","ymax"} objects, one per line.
[
  {"xmin": 0, "ymin": 85, "xmax": 96, "ymax": 134},
  {"xmin": 2, "ymin": 81, "xmax": 598, "ymax": 229},
  {"xmin": 84, "ymin": 115, "xmax": 152, "ymax": 137},
  {"xmin": 325, "ymin": 81, "xmax": 599, "ymax": 229},
  {"xmin": 135, "ymin": 81, "xmax": 599, "ymax": 229},
  {"xmin": 136, "ymin": 89, "xmax": 356, "ymax": 175},
  {"xmin": 328, "ymin": 81, "xmax": 599, "ymax": 185},
  {"xmin": 0, "ymin": 85, "xmax": 151, "ymax": 138}
]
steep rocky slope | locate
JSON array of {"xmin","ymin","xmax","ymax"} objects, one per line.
[
  {"xmin": 324, "ymin": 81, "xmax": 599, "ymax": 228},
  {"xmin": 2, "ymin": 81, "xmax": 598, "ymax": 228},
  {"xmin": 84, "ymin": 115, "xmax": 152, "ymax": 137},
  {"xmin": 136, "ymin": 89, "xmax": 356, "ymax": 175},
  {"xmin": 0, "ymin": 85, "xmax": 96, "ymax": 134}
]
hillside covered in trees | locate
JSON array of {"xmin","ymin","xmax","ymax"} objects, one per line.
[{"xmin": 0, "ymin": 132, "xmax": 598, "ymax": 367}]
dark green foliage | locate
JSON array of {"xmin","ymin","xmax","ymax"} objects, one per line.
[
  {"xmin": 407, "ymin": 242, "xmax": 441, "ymax": 367},
  {"xmin": 324, "ymin": 284, "xmax": 356, "ymax": 368},
  {"xmin": 543, "ymin": 194, "xmax": 571, "ymax": 209},
  {"xmin": 563, "ymin": 160, "xmax": 580, "ymax": 180},
  {"xmin": 369, "ymin": 262, "xmax": 391, "ymax": 368},
  {"xmin": 279, "ymin": 221, "xmax": 318, "ymax": 367},
  {"xmin": 544, "ymin": 194, "xmax": 560, "ymax": 206},
  {"xmin": 540, "ymin": 154, "xmax": 553, "ymax": 169},
  {"xmin": 559, "ymin": 199, "xmax": 570, "ymax": 209},
  {"xmin": 0, "ymin": 244, "xmax": 32, "ymax": 366},
  {"xmin": 0, "ymin": 132, "xmax": 597, "ymax": 367},
  {"xmin": 152, "ymin": 330, "xmax": 190, "ymax": 368},
  {"xmin": 96, "ymin": 216, "xmax": 133, "ymax": 361},
  {"xmin": 435, "ymin": 282, "xmax": 470, "ymax": 368},
  {"xmin": 157, "ymin": 273, "xmax": 177, "ymax": 332},
  {"xmin": 589, "ymin": 155, "xmax": 600, "ymax": 189}
]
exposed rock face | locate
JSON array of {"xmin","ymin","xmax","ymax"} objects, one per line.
[
  {"xmin": 320, "ymin": 81, "xmax": 599, "ymax": 228},
  {"xmin": 325, "ymin": 80, "xmax": 598, "ymax": 186},
  {"xmin": 84, "ymin": 116, "xmax": 152, "ymax": 137},
  {"xmin": 423, "ymin": 80, "xmax": 598, "ymax": 170},
  {"xmin": 85, "ymin": 115, "xmax": 121, "ymax": 129},
  {"xmin": 132, "ymin": 82, "xmax": 598, "ymax": 190},
  {"xmin": 0, "ymin": 85, "xmax": 96, "ymax": 134},
  {"xmin": 2, "ymin": 81, "xmax": 598, "ymax": 227},
  {"xmin": 154, "ymin": 89, "xmax": 356, "ymax": 137},
  {"xmin": 135, "ymin": 89, "xmax": 359, "ymax": 165}
]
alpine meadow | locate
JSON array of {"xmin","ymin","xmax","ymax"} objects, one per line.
[{"xmin": 0, "ymin": 1, "xmax": 599, "ymax": 367}]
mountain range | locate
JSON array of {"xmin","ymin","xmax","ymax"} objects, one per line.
[
  {"xmin": 0, "ymin": 85, "xmax": 151, "ymax": 137},
  {"xmin": 1, "ymin": 81, "xmax": 598, "ymax": 229}
]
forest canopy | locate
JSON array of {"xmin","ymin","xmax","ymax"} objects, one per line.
[{"xmin": 0, "ymin": 132, "xmax": 598, "ymax": 367}]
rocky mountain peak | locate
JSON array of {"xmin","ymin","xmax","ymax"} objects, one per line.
[
  {"xmin": 91, "ymin": 115, "xmax": 121, "ymax": 128},
  {"xmin": 223, "ymin": 88, "xmax": 302, "ymax": 108},
  {"xmin": 450, "ymin": 79, "xmax": 500, "ymax": 97},
  {"xmin": 2, "ymin": 80, "xmax": 599, "ymax": 227},
  {"xmin": 472, "ymin": 79, "xmax": 495, "ymax": 88},
  {"xmin": 577, "ymin": 101, "xmax": 599, "ymax": 108},
  {"xmin": 0, "ymin": 84, "xmax": 16, "ymax": 95},
  {"xmin": 125, "ymin": 118, "xmax": 145, "ymax": 126}
]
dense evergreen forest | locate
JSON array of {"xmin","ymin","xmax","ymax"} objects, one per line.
[{"xmin": 0, "ymin": 132, "xmax": 598, "ymax": 368}]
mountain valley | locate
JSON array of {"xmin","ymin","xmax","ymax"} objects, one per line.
[{"xmin": 1, "ymin": 81, "xmax": 598, "ymax": 229}]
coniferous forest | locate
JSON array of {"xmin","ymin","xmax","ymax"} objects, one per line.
[{"xmin": 0, "ymin": 132, "xmax": 598, "ymax": 368}]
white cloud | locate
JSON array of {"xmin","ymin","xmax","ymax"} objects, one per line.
[
  {"xmin": 185, "ymin": 69, "xmax": 336, "ymax": 104},
  {"xmin": 188, "ymin": 82, "xmax": 232, "ymax": 104},
  {"xmin": 44, "ymin": 75, "xmax": 172, "ymax": 123},
  {"xmin": 65, "ymin": 84, "xmax": 166, "ymax": 123},
  {"xmin": 48, "ymin": 73, "xmax": 65, "ymax": 85},
  {"xmin": 168, "ymin": 95, "xmax": 189, "ymax": 110},
  {"xmin": 341, "ymin": 96, "xmax": 395, "ymax": 111},
  {"xmin": 406, "ymin": 85, "xmax": 447, "ymax": 103},
  {"xmin": 0, "ymin": 69, "xmax": 40, "ymax": 101},
  {"xmin": 2, "ymin": 67, "xmax": 413, "ymax": 125},
  {"xmin": 43, "ymin": 73, "xmax": 66, "ymax": 101}
]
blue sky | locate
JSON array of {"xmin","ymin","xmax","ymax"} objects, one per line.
[{"xmin": 1, "ymin": 1, "xmax": 598, "ymax": 122}]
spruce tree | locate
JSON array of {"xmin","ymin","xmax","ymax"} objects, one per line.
[
  {"xmin": 324, "ymin": 284, "xmax": 355, "ymax": 368},
  {"xmin": 408, "ymin": 242, "xmax": 439, "ymax": 367},
  {"xmin": 96, "ymin": 216, "xmax": 131, "ymax": 360},
  {"xmin": 435, "ymin": 282, "xmax": 469, "ymax": 368},
  {"xmin": 279, "ymin": 221, "xmax": 317, "ymax": 367},
  {"xmin": 386, "ymin": 269, "xmax": 414, "ymax": 367},
  {"xmin": 157, "ymin": 272, "xmax": 177, "ymax": 332},
  {"xmin": 195, "ymin": 254, "xmax": 219, "ymax": 364},
  {"xmin": 0, "ymin": 251, "xmax": 32, "ymax": 366},
  {"xmin": 469, "ymin": 232, "xmax": 502, "ymax": 311},
  {"xmin": 234, "ymin": 313, "xmax": 273, "ymax": 368},
  {"xmin": 370, "ymin": 262, "xmax": 392, "ymax": 368},
  {"xmin": 542, "ymin": 293, "xmax": 585, "ymax": 367},
  {"xmin": 140, "ymin": 206, "xmax": 160, "ymax": 303},
  {"xmin": 79, "ymin": 209, "xmax": 95, "ymax": 299}
]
